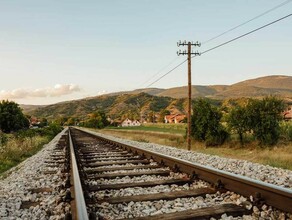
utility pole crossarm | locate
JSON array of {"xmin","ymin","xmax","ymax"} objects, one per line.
[{"xmin": 177, "ymin": 40, "xmax": 201, "ymax": 151}]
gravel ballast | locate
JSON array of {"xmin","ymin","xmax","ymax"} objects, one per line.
[
  {"xmin": 0, "ymin": 129, "xmax": 69, "ymax": 219},
  {"xmin": 83, "ymin": 129, "xmax": 292, "ymax": 189},
  {"xmin": 79, "ymin": 128, "xmax": 292, "ymax": 219}
]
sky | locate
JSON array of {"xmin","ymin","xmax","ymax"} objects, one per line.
[{"xmin": 0, "ymin": 0, "xmax": 291, "ymax": 105}]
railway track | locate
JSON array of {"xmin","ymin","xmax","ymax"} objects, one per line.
[{"xmin": 64, "ymin": 127, "xmax": 292, "ymax": 219}]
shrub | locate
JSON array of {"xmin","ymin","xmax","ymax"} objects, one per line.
[
  {"xmin": 0, "ymin": 100, "xmax": 29, "ymax": 133},
  {"xmin": 0, "ymin": 131, "xmax": 8, "ymax": 147},
  {"xmin": 280, "ymin": 121, "xmax": 292, "ymax": 141},
  {"xmin": 191, "ymin": 98, "xmax": 228, "ymax": 146},
  {"xmin": 226, "ymin": 105, "xmax": 249, "ymax": 146},
  {"xmin": 245, "ymin": 97, "xmax": 284, "ymax": 146}
]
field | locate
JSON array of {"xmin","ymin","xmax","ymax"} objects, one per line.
[{"xmin": 98, "ymin": 123, "xmax": 292, "ymax": 170}]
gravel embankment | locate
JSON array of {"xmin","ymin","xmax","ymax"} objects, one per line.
[
  {"xmin": 0, "ymin": 129, "xmax": 69, "ymax": 219},
  {"xmin": 78, "ymin": 129, "xmax": 291, "ymax": 220},
  {"xmin": 83, "ymin": 129, "xmax": 292, "ymax": 189}
]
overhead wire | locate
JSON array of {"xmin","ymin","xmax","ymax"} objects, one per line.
[
  {"xmin": 138, "ymin": 56, "xmax": 180, "ymax": 88},
  {"xmin": 146, "ymin": 59, "xmax": 187, "ymax": 88},
  {"xmin": 143, "ymin": 0, "xmax": 291, "ymax": 88},
  {"xmin": 198, "ymin": 13, "xmax": 292, "ymax": 56},
  {"xmin": 202, "ymin": 0, "xmax": 292, "ymax": 45},
  {"xmin": 145, "ymin": 13, "xmax": 292, "ymax": 88}
]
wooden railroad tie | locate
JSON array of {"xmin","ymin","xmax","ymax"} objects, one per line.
[{"xmin": 89, "ymin": 178, "xmax": 192, "ymax": 191}]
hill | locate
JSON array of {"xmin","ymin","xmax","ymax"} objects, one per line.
[
  {"xmin": 25, "ymin": 75, "xmax": 292, "ymax": 120},
  {"xmin": 212, "ymin": 75, "xmax": 292, "ymax": 99},
  {"xmin": 20, "ymin": 104, "xmax": 46, "ymax": 113},
  {"xmin": 103, "ymin": 75, "xmax": 292, "ymax": 99},
  {"xmin": 28, "ymin": 93, "xmax": 182, "ymax": 121}
]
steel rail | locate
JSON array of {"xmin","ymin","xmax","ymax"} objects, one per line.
[
  {"xmin": 68, "ymin": 129, "xmax": 89, "ymax": 220},
  {"xmin": 75, "ymin": 127, "xmax": 292, "ymax": 213}
]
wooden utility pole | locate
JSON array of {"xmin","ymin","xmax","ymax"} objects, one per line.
[
  {"xmin": 177, "ymin": 41, "xmax": 200, "ymax": 150},
  {"xmin": 187, "ymin": 42, "xmax": 192, "ymax": 149}
]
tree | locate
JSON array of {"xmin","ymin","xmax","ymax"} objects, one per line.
[
  {"xmin": 39, "ymin": 118, "xmax": 48, "ymax": 127},
  {"xmin": 245, "ymin": 97, "xmax": 284, "ymax": 145},
  {"xmin": 147, "ymin": 111, "xmax": 156, "ymax": 123},
  {"xmin": 55, "ymin": 117, "xmax": 68, "ymax": 126},
  {"xmin": 82, "ymin": 111, "xmax": 109, "ymax": 128},
  {"xmin": 191, "ymin": 99, "xmax": 228, "ymax": 146},
  {"xmin": 0, "ymin": 100, "xmax": 29, "ymax": 133},
  {"xmin": 65, "ymin": 117, "xmax": 77, "ymax": 126},
  {"xmin": 227, "ymin": 105, "xmax": 249, "ymax": 146}
]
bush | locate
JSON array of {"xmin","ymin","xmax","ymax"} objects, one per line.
[
  {"xmin": 205, "ymin": 127, "xmax": 229, "ymax": 146},
  {"xmin": 245, "ymin": 97, "xmax": 284, "ymax": 146},
  {"xmin": 0, "ymin": 131, "xmax": 8, "ymax": 147},
  {"xmin": 280, "ymin": 121, "xmax": 292, "ymax": 141},
  {"xmin": 42, "ymin": 123, "xmax": 63, "ymax": 138},
  {"xmin": 191, "ymin": 98, "xmax": 228, "ymax": 146},
  {"xmin": 80, "ymin": 111, "xmax": 109, "ymax": 129},
  {"xmin": 227, "ymin": 105, "xmax": 249, "ymax": 146},
  {"xmin": 0, "ymin": 100, "xmax": 29, "ymax": 133}
]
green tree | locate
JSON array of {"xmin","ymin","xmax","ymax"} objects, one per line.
[
  {"xmin": 65, "ymin": 117, "xmax": 77, "ymax": 126},
  {"xmin": 83, "ymin": 111, "xmax": 109, "ymax": 128},
  {"xmin": 246, "ymin": 97, "xmax": 284, "ymax": 145},
  {"xmin": 191, "ymin": 98, "xmax": 228, "ymax": 146},
  {"xmin": 0, "ymin": 100, "xmax": 29, "ymax": 133},
  {"xmin": 227, "ymin": 105, "xmax": 249, "ymax": 146},
  {"xmin": 55, "ymin": 117, "xmax": 68, "ymax": 126},
  {"xmin": 39, "ymin": 118, "xmax": 48, "ymax": 127}
]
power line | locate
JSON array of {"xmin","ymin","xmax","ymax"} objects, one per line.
[
  {"xmin": 143, "ymin": 1, "xmax": 291, "ymax": 89},
  {"xmin": 138, "ymin": 57, "xmax": 180, "ymax": 88},
  {"xmin": 146, "ymin": 13, "xmax": 292, "ymax": 88},
  {"xmin": 146, "ymin": 59, "xmax": 187, "ymax": 88},
  {"xmin": 203, "ymin": 0, "xmax": 292, "ymax": 45},
  {"xmin": 199, "ymin": 13, "xmax": 292, "ymax": 56}
]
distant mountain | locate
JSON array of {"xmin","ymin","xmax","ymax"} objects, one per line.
[
  {"xmin": 103, "ymin": 75, "xmax": 292, "ymax": 99},
  {"xmin": 20, "ymin": 104, "xmax": 46, "ymax": 113},
  {"xmin": 25, "ymin": 75, "xmax": 292, "ymax": 120},
  {"xmin": 212, "ymin": 75, "xmax": 292, "ymax": 99},
  {"xmin": 231, "ymin": 75, "xmax": 292, "ymax": 90}
]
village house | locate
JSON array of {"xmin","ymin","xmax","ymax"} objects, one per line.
[
  {"xmin": 121, "ymin": 118, "xmax": 141, "ymax": 127},
  {"xmin": 164, "ymin": 114, "xmax": 186, "ymax": 124},
  {"xmin": 29, "ymin": 117, "xmax": 41, "ymax": 128}
]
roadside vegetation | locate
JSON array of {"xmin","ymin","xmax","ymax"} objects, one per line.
[
  {"xmin": 0, "ymin": 100, "xmax": 63, "ymax": 175},
  {"xmin": 96, "ymin": 96, "xmax": 292, "ymax": 170},
  {"xmin": 0, "ymin": 124, "xmax": 63, "ymax": 175},
  {"xmin": 99, "ymin": 122, "xmax": 292, "ymax": 170}
]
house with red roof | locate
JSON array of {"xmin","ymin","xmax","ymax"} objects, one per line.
[{"xmin": 164, "ymin": 114, "xmax": 186, "ymax": 124}]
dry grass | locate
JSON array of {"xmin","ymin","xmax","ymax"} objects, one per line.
[
  {"xmin": 98, "ymin": 129, "xmax": 292, "ymax": 170},
  {"xmin": 0, "ymin": 136, "xmax": 50, "ymax": 174}
]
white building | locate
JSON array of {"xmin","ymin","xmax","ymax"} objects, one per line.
[{"xmin": 121, "ymin": 118, "xmax": 141, "ymax": 127}]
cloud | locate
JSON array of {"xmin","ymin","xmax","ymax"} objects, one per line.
[
  {"xmin": 97, "ymin": 90, "xmax": 107, "ymax": 96},
  {"xmin": 0, "ymin": 84, "xmax": 81, "ymax": 99}
]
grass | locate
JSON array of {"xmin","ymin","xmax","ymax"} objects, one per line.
[
  {"xmin": 0, "ymin": 135, "xmax": 51, "ymax": 175},
  {"xmin": 0, "ymin": 124, "xmax": 63, "ymax": 176},
  {"xmin": 96, "ymin": 123, "xmax": 292, "ymax": 170}
]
